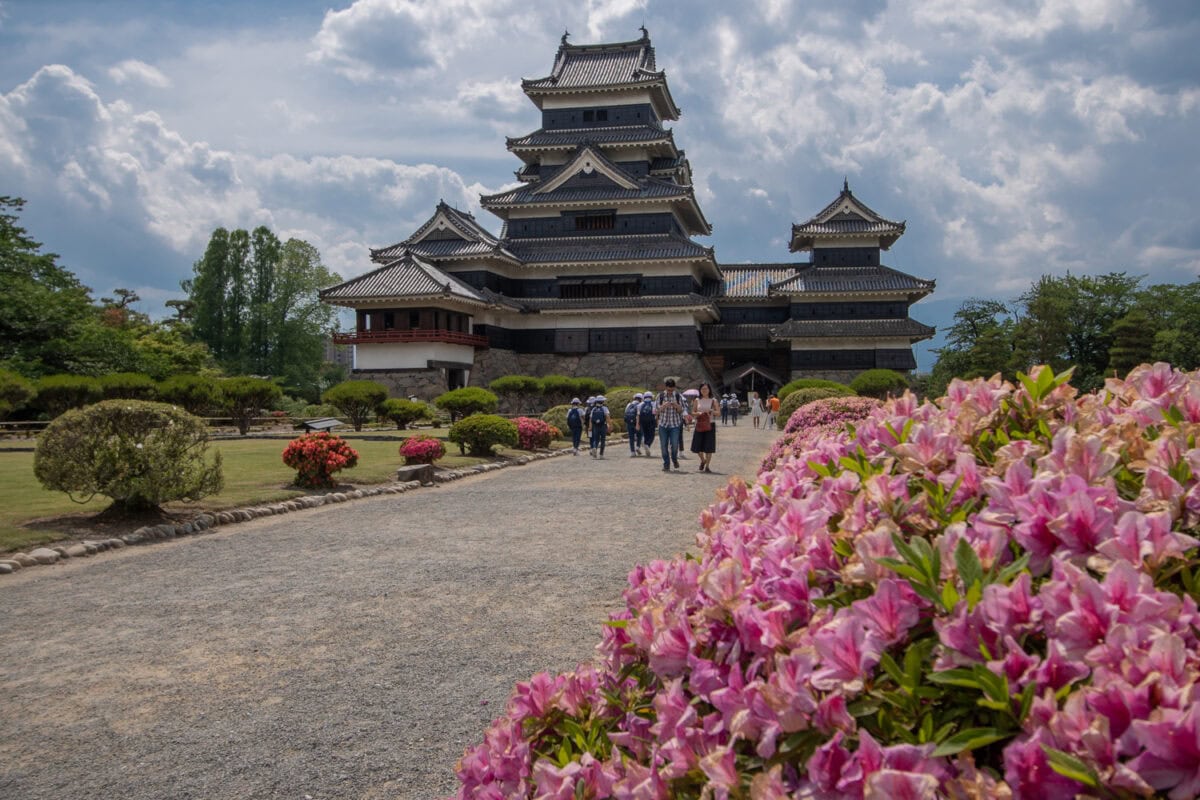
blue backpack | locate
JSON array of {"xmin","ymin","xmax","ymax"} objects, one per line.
[
  {"xmin": 624, "ymin": 402, "xmax": 639, "ymax": 425},
  {"xmin": 590, "ymin": 405, "xmax": 608, "ymax": 429},
  {"xmin": 566, "ymin": 407, "xmax": 582, "ymax": 428}
]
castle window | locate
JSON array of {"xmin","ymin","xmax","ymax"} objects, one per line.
[
  {"xmin": 575, "ymin": 212, "xmax": 616, "ymax": 231},
  {"xmin": 583, "ymin": 110, "xmax": 594, "ymax": 122},
  {"xmin": 596, "ymin": 109, "xmax": 608, "ymax": 122}
]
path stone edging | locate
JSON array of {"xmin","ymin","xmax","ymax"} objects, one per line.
[{"xmin": 0, "ymin": 446, "xmax": 580, "ymax": 576}]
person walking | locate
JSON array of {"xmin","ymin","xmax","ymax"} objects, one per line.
[
  {"xmin": 565, "ymin": 397, "xmax": 584, "ymax": 454},
  {"xmin": 767, "ymin": 393, "xmax": 780, "ymax": 430},
  {"xmin": 655, "ymin": 377, "xmax": 685, "ymax": 472},
  {"xmin": 729, "ymin": 394, "xmax": 740, "ymax": 426},
  {"xmin": 749, "ymin": 392, "xmax": 765, "ymax": 429},
  {"xmin": 720, "ymin": 393, "xmax": 729, "ymax": 426},
  {"xmin": 625, "ymin": 393, "xmax": 643, "ymax": 456},
  {"xmin": 638, "ymin": 392, "xmax": 656, "ymax": 456},
  {"xmin": 588, "ymin": 395, "xmax": 610, "ymax": 458},
  {"xmin": 689, "ymin": 382, "xmax": 718, "ymax": 472}
]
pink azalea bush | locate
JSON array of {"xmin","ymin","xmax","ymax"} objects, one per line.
[
  {"xmin": 400, "ymin": 434, "xmax": 446, "ymax": 465},
  {"xmin": 451, "ymin": 364, "xmax": 1200, "ymax": 799},
  {"xmin": 761, "ymin": 396, "xmax": 883, "ymax": 474},
  {"xmin": 515, "ymin": 416, "xmax": 555, "ymax": 451},
  {"xmin": 281, "ymin": 432, "xmax": 359, "ymax": 488}
]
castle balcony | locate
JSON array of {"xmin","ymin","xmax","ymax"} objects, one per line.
[{"xmin": 332, "ymin": 329, "xmax": 489, "ymax": 348}]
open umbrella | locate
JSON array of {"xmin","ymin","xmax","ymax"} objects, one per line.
[{"xmin": 682, "ymin": 388, "xmax": 700, "ymax": 398}]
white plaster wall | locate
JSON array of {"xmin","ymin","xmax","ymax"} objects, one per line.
[{"xmin": 355, "ymin": 342, "xmax": 475, "ymax": 370}]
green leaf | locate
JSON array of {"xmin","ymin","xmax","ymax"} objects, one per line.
[
  {"xmin": 927, "ymin": 669, "xmax": 980, "ymax": 689},
  {"xmin": 941, "ymin": 581, "xmax": 961, "ymax": 611},
  {"xmin": 1018, "ymin": 682, "xmax": 1037, "ymax": 723},
  {"xmin": 954, "ymin": 538, "xmax": 983, "ymax": 591},
  {"xmin": 931, "ymin": 727, "xmax": 1012, "ymax": 757},
  {"xmin": 879, "ymin": 652, "xmax": 906, "ymax": 687},
  {"xmin": 995, "ymin": 553, "xmax": 1031, "ymax": 585},
  {"xmin": 876, "ymin": 557, "xmax": 927, "ymax": 584},
  {"xmin": 602, "ymin": 619, "xmax": 628, "ymax": 629},
  {"xmin": 1041, "ymin": 746, "xmax": 1102, "ymax": 788}
]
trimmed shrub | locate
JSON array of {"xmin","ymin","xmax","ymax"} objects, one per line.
[
  {"xmin": 447, "ymin": 413, "xmax": 517, "ymax": 456},
  {"xmin": 281, "ymin": 432, "xmax": 359, "ymax": 489},
  {"xmin": 378, "ymin": 398, "xmax": 434, "ymax": 430},
  {"xmin": 540, "ymin": 404, "xmax": 572, "ymax": 438},
  {"xmin": 299, "ymin": 403, "xmax": 342, "ymax": 419},
  {"xmin": 157, "ymin": 374, "xmax": 221, "ymax": 416},
  {"xmin": 777, "ymin": 377, "xmax": 852, "ymax": 401},
  {"xmin": 451, "ymin": 363, "xmax": 1200, "ymax": 799},
  {"xmin": 322, "ymin": 380, "xmax": 388, "ymax": 431},
  {"xmin": 33, "ymin": 399, "xmax": 223, "ymax": 512},
  {"xmin": 603, "ymin": 387, "xmax": 643, "ymax": 434},
  {"xmin": 489, "ymin": 375, "xmax": 542, "ymax": 413},
  {"xmin": 99, "ymin": 372, "xmax": 158, "ymax": 400},
  {"xmin": 220, "ymin": 376, "xmax": 283, "ymax": 435},
  {"xmin": 575, "ymin": 376, "xmax": 605, "ymax": 398},
  {"xmin": 435, "ymin": 386, "xmax": 498, "ymax": 422},
  {"xmin": 776, "ymin": 384, "xmax": 855, "ymax": 428},
  {"xmin": 538, "ymin": 375, "xmax": 605, "ymax": 407},
  {"xmin": 513, "ymin": 417, "xmax": 554, "ymax": 451},
  {"xmin": 35, "ymin": 374, "xmax": 101, "ymax": 418},
  {"xmin": 761, "ymin": 395, "xmax": 882, "ymax": 472},
  {"xmin": 850, "ymin": 367, "xmax": 909, "ymax": 398},
  {"xmin": 399, "ymin": 434, "xmax": 445, "ymax": 465},
  {"xmin": 0, "ymin": 369, "xmax": 35, "ymax": 420}
]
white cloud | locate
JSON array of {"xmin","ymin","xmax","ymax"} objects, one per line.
[
  {"xmin": 108, "ymin": 59, "xmax": 171, "ymax": 88},
  {"xmin": 308, "ymin": 0, "xmax": 522, "ymax": 82},
  {"xmin": 912, "ymin": 0, "xmax": 1140, "ymax": 42},
  {"xmin": 583, "ymin": 0, "xmax": 645, "ymax": 40}
]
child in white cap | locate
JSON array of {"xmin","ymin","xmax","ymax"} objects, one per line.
[
  {"xmin": 588, "ymin": 396, "xmax": 610, "ymax": 458},
  {"xmin": 566, "ymin": 398, "xmax": 584, "ymax": 454},
  {"xmin": 625, "ymin": 393, "xmax": 643, "ymax": 456}
]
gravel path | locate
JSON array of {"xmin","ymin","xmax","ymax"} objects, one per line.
[{"xmin": 0, "ymin": 422, "xmax": 774, "ymax": 800}]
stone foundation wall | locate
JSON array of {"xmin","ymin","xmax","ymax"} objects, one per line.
[
  {"xmin": 351, "ymin": 367, "xmax": 449, "ymax": 401},
  {"xmin": 471, "ymin": 350, "xmax": 716, "ymax": 394}
]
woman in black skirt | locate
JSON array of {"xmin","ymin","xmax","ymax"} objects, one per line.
[{"xmin": 689, "ymin": 382, "xmax": 718, "ymax": 472}]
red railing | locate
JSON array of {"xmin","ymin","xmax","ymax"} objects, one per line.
[{"xmin": 332, "ymin": 329, "xmax": 489, "ymax": 347}]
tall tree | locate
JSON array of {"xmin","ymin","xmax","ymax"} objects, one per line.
[
  {"xmin": 0, "ymin": 196, "xmax": 95, "ymax": 375},
  {"xmin": 269, "ymin": 238, "xmax": 339, "ymax": 400},
  {"xmin": 188, "ymin": 228, "xmax": 231, "ymax": 362},
  {"xmin": 248, "ymin": 226, "xmax": 282, "ymax": 374}
]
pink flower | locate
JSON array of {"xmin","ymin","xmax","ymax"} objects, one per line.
[
  {"xmin": 853, "ymin": 578, "xmax": 923, "ymax": 645},
  {"xmin": 810, "ymin": 614, "xmax": 885, "ymax": 691},
  {"xmin": 1130, "ymin": 703, "xmax": 1200, "ymax": 799}
]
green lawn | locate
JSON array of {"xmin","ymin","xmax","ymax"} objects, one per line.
[{"xmin": 0, "ymin": 427, "xmax": 556, "ymax": 553}]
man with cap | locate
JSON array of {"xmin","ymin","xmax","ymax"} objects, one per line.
[
  {"xmin": 565, "ymin": 397, "xmax": 584, "ymax": 454},
  {"xmin": 588, "ymin": 395, "xmax": 611, "ymax": 458},
  {"xmin": 655, "ymin": 377, "xmax": 686, "ymax": 471},
  {"xmin": 625, "ymin": 393, "xmax": 644, "ymax": 456}
]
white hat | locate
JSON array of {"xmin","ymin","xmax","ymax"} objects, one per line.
[
  {"xmin": 633, "ymin": 392, "xmax": 643, "ymax": 400},
  {"xmin": 585, "ymin": 396, "xmax": 595, "ymax": 404},
  {"xmin": 571, "ymin": 397, "xmax": 581, "ymax": 404},
  {"xmin": 595, "ymin": 395, "xmax": 606, "ymax": 403}
]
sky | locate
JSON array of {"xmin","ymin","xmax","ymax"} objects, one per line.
[{"xmin": 2, "ymin": 0, "xmax": 1198, "ymax": 371}]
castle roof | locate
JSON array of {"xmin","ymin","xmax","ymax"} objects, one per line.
[
  {"xmin": 790, "ymin": 180, "xmax": 907, "ymax": 251},
  {"xmin": 371, "ymin": 201, "xmax": 519, "ymax": 265},
  {"xmin": 521, "ymin": 29, "xmax": 680, "ymax": 120},
  {"xmin": 505, "ymin": 232, "xmax": 714, "ymax": 266},
  {"xmin": 320, "ymin": 249, "xmax": 489, "ymax": 307},
  {"xmin": 771, "ymin": 264, "xmax": 934, "ymax": 298},
  {"xmin": 713, "ymin": 264, "xmax": 799, "ymax": 298}
]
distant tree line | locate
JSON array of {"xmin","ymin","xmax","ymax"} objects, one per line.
[
  {"xmin": 0, "ymin": 196, "xmax": 348, "ymax": 420},
  {"xmin": 929, "ymin": 272, "xmax": 1200, "ymax": 395}
]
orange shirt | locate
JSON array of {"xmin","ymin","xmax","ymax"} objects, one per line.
[{"xmin": 769, "ymin": 396, "xmax": 780, "ymax": 412}]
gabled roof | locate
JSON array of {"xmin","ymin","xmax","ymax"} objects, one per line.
[
  {"xmin": 371, "ymin": 201, "xmax": 519, "ymax": 265},
  {"xmin": 790, "ymin": 180, "xmax": 907, "ymax": 251},
  {"xmin": 533, "ymin": 144, "xmax": 640, "ymax": 194},
  {"xmin": 506, "ymin": 124, "xmax": 676, "ymax": 154},
  {"xmin": 504, "ymin": 232, "xmax": 714, "ymax": 266},
  {"xmin": 521, "ymin": 29, "xmax": 680, "ymax": 120},
  {"xmin": 714, "ymin": 264, "xmax": 799, "ymax": 298},
  {"xmin": 771, "ymin": 264, "xmax": 934, "ymax": 298},
  {"xmin": 320, "ymin": 249, "xmax": 488, "ymax": 307},
  {"xmin": 771, "ymin": 318, "xmax": 936, "ymax": 343}
]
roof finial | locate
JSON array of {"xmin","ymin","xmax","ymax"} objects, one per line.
[
  {"xmin": 639, "ymin": 24, "xmax": 649, "ymax": 40},
  {"xmin": 561, "ymin": 29, "xmax": 570, "ymax": 46},
  {"xmin": 843, "ymin": 176, "xmax": 849, "ymax": 193}
]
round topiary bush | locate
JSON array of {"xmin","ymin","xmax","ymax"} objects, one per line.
[
  {"xmin": 33, "ymin": 399, "xmax": 224, "ymax": 513},
  {"xmin": 99, "ymin": 372, "xmax": 158, "ymax": 400},
  {"xmin": 157, "ymin": 374, "xmax": 221, "ymax": 416},
  {"xmin": 447, "ymin": 414, "xmax": 518, "ymax": 456},
  {"xmin": 281, "ymin": 432, "xmax": 359, "ymax": 488},
  {"xmin": 540, "ymin": 404, "xmax": 572, "ymax": 438},
  {"xmin": 452, "ymin": 363, "xmax": 1200, "ymax": 799},
  {"xmin": 0, "ymin": 369, "xmax": 35, "ymax": 420},
  {"xmin": 777, "ymin": 377, "xmax": 853, "ymax": 401},
  {"xmin": 398, "ymin": 434, "xmax": 445, "ymax": 465},
  {"xmin": 776, "ymin": 384, "xmax": 856, "ymax": 428},
  {"xmin": 512, "ymin": 417, "xmax": 555, "ymax": 451},
  {"xmin": 850, "ymin": 367, "xmax": 909, "ymax": 398},
  {"xmin": 435, "ymin": 386, "xmax": 499, "ymax": 422},
  {"xmin": 604, "ymin": 387, "xmax": 644, "ymax": 435},
  {"xmin": 322, "ymin": 380, "xmax": 388, "ymax": 431},
  {"xmin": 761, "ymin": 395, "xmax": 882, "ymax": 473},
  {"xmin": 378, "ymin": 398, "xmax": 434, "ymax": 430}
]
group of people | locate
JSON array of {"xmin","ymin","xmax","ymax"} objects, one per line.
[{"xmin": 563, "ymin": 378, "xmax": 777, "ymax": 474}]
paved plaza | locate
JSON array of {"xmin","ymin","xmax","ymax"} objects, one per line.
[{"xmin": 0, "ymin": 423, "xmax": 774, "ymax": 800}]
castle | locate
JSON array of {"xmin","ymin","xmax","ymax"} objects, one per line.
[{"xmin": 320, "ymin": 30, "xmax": 934, "ymax": 398}]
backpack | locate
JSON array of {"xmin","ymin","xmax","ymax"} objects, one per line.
[
  {"xmin": 624, "ymin": 402, "xmax": 639, "ymax": 424},
  {"xmin": 566, "ymin": 407, "xmax": 582, "ymax": 428},
  {"xmin": 639, "ymin": 398, "xmax": 655, "ymax": 418},
  {"xmin": 590, "ymin": 405, "xmax": 608, "ymax": 428}
]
